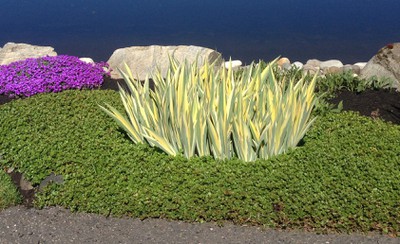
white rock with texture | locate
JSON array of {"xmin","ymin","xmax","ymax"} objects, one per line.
[
  {"xmin": 107, "ymin": 45, "xmax": 223, "ymax": 80},
  {"xmin": 0, "ymin": 42, "xmax": 57, "ymax": 65}
]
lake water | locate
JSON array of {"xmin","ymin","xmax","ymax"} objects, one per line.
[{"xmin": 1, "ymin": 0, "xmax": 399, "ymax": 64}]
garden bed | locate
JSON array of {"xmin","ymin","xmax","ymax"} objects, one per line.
[{"xmin": 0, "ymin": 63, "xmax": 399, "ymax": 237}]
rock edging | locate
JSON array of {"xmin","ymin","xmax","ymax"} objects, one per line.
[{"xmin": 0, "ymin": 42, "xmax": 399, "ymax": 90}]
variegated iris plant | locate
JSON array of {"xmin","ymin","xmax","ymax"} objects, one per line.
[{"xmin": 100, "ymin": 57, "xmax": 317, "ymax": 162}]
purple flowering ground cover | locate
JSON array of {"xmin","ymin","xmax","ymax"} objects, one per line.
[{"xmin": 0, "ymin": 55, "xmax": 109, "ymax": 98}]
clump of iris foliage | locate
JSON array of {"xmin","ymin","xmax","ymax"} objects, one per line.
[
  {"xmin": 0, "ymin": 55, "xmax": 109, "ymax": 98},
  {"xmin": 101, "ymin": 58, "xmax": 317, "ymax": 162},
  {"xmin": 0, "ymin": 60, "xmax": 399, "ymax": 236}
]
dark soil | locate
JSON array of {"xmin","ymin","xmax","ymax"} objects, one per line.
[
  {"xmin": 8, "ymin": 171, "xmax": 35, "ymax": 208},
  {"xmin": 1, "ymin": 77, "xmax": 399, "ymax": 243},
  {"xmin": 328, "ymin": 89, "xmax": 400, "ymax": 125}
]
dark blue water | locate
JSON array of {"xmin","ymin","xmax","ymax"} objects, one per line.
[{"xmin": 1, "ymin": 0, "xmax": 399, "ymax": 64}]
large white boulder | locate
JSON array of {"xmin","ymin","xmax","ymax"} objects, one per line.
[
  {"xmin": 0, "ymin": 42, "xmax": 57, "ymax": 65},
  {"xmin": 360, "ymin": 43, "xmax": 400, "ymax": 90},
  {"xmin": 107, "ymin": 45, "xmax": 223, "ymax": 80}
]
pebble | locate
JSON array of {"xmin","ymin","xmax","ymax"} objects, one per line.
[
  {"xmin": 277, "ymin": 57, "xmax": 290, "ymax": 67},
  {"xmin": 319, "ymin": 59, "xmax": 343, "ymax": 69},
  {"xmin": 79, "ymin": 57, "xmax": 94, "ymax": 64},
  {"xmin": 294, "ymin": 59, "xmax": 368, "ymax": 76},
  {"xmin": 224, "ymin": 60, "xmax": 242, "ymax": 69},
  {"xmin": 282, "ymin": 62, "xmax": 291, "ymax": 70},
  {"xmin": 292, "ymin": 61, "xmax": 303, "ymax": 69},
  {"xmin": 351, "ymin": 65, "xmax": 361, "ymax": 75}
]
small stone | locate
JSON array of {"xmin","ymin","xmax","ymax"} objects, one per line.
[
  {"xmin": 39, "ymin": 172, "xmax": 64, "ymax": 191},
  {"xmin": 351, "ymin": 65, "xmax": 361, "ymax": 75},
  {"xmin": 277, "ymin": 57, "xmax": 290, "ymax": 67},
  {"xmin": 320, "ymin": 59, "xmax": 343, "ymax": 69},
  {"xmin": 79, "ymin": 57, "xmax": 94, "ymax": 64},
  {"xmin": 325, "ymin": 66, "xmax": 343, "ymax": 74},
  {"xmin": 302, "ymin": 64, "xmax": 319, "ymax": 75},
  {"xmin": 281, "ymin": 62, "xmax": 290, "ymax": 70},
  {"xmin": 292, "ymin": 61, "xmax": 303, "ymax": 69},
  {"xmin": 305, "ymin": 59, "xmax": 321, "ymax": 67},
  {"xmin": 224, "ymin": 60, "xmax": 242, "ymax": 69},
  {"xmin": 6, "ymin": 167, "xmax": 14, "ymax": 174},
  {"xmin": 19, "ymin": 175, "xmax": 33, "ymax": 191},
  {"xmin": 343, "ymin": 64, "xmax": 353, "ymax": 72}
]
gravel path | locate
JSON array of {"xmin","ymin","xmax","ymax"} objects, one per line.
[{"xmin": 0, "ymin": 206, "xmax": 398, "ymax": 244}]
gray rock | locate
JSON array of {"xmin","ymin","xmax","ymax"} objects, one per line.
[
  {"xmin": 319, "ymin": 59, "xmax": 343, "ymax": 69},
  {"xmin": 18, "ymin": 174, "xmax": 34, "ymax": 191},
  {"xmin": 38, "ymin": 172, "xmax": 64, "ymax": 191},
  {"xmin": 302, "ymin": 64, "xmax": 320, "ymax": 75},
  {"xmin": 360, "ymin": 43, "xmax": 400, "ymax": 90},
  {"xmin": 353, "ymin": 62, "xmax": 367, "ymax": 70},
  {"xmin": 282, "ymin": 62, "xmax": 292, "ymax": 70},
  {"xmin": 324, "ymin": 66, "xmax": 343, "ymax": 74},
  {"xmin": 0, "ymin": 42, "xmax": 57, "ymax": 65},
  {"xmin": 305, "ymin": 59, "xmax": 321, "ymax": 67},
  {"xmin": 351, "ymin": 65, "xmax": 361, "ymax": 75},
  {"xmin": 343, "ymin": 64, "xmax": 353, "ymax": 72},
  {"xmin": 107, "ymin": 45, "xmax": 223, "ymax": 80}
]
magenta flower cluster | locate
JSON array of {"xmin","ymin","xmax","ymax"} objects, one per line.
[{"xmin": 0, "ymin": 55, "xmax": 110, "ymax": 98}]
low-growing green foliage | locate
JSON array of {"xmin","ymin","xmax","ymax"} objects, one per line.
[
  {"xmin": 272, "ymin": 65, "xmax": 395, "ymax": 115},
  {"xmin": 0, "ymin": 169, "xmax": 21, "ymax": 209},
  {"xmin": 0, "ymin": 89, "xmax": 128, "ymax": 184},
  {"xmin": 0, "ymin": 89, "xmax": 399, "ymax": 235}
]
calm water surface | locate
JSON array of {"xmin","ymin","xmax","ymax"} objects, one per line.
[{"xmin": 1, "ymin": 0, "xmax": 399, "ymax": 64}]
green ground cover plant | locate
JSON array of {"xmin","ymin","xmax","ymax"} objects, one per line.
[
  {"xmin": 0, "ymin": 169, "xmax": 21, "ymax": 209},
  {"xmin": 0, "ymin": 88, "xmax": 399, "ymax": 235}
]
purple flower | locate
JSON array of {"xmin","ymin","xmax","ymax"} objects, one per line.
[{"xmin": 0, "ymin": 55, "xmax": 110, "ymax": 98}]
